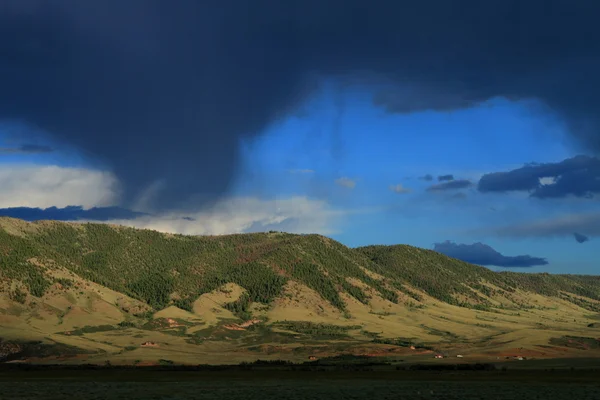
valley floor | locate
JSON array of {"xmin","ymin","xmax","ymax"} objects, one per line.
[{"xmin": 2, "ymin": 368, "xmax": 600, "ymax": 400}]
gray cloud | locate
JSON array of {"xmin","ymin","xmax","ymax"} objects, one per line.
[
  {"xmin": 433, "ymin": 241, "xmax": 548, "ymax": 268},
  {"xmin": 490, "ymin": 211, "xmax": 600, "ymax": 239},
  {"xmin": 438, "ymin": 174, "xmax": 454, "ymax": 182},
  {"xmin": 2, "ymin": 1, "xmax": 600, "ymax": 211},
  {"xmin": 389, "ymin": 184, "xmax": 411, "ymax": 194},
  {"xmin": 427, "ymin": 179, "xmax": 473, "ymax": 192},
  {"xmin": 574, "ymin": 232, "xmax": 590, "ymax": 243},
  {"xmin": 478, "ymin": 155, "xmax": 600, "ymax": 199},
  {"xmin": 0, "ymin": 143, "xmax": 53, "ymax": 154}
]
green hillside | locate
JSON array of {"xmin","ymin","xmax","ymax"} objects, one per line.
[
  {"xmin": 2, "ymin": 217, "xmax": 598, "ymax": 314},
  {"xmin": 1, "ymin": 217, "xmax": 600, "ymax": 365},
  {"xmin": 357, "ymin": 245, "xmax": 600, "ymax": 311},
  {"xmin": 0, "ymin": 219, "xmax": 397, "ymax": 313}
]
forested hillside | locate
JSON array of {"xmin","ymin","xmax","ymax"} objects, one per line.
[
  {"xmin": 2, "ymin": 217, "xmax": 600, "ymax": 365},
  {"xmin": 357, "ymin": 245, "xmax": 600, "ymax": 312},
  {"xmin": 1, "ymin": 217, "xmax": 599, "ymax": 314}
]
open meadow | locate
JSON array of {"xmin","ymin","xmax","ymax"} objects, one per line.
[{"xmin": 2, "ymin": 367, "xmax": 600, "ymax": 400}]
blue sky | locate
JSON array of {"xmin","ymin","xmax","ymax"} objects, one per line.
[
  {"xmin": 0, "ymin": 83, "xmax": 598, "ymax": 274},
  {"xmin": 232, "ymin": 84, "xmax": 598, "ymax": 273}
]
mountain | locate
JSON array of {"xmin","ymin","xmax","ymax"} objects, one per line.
[{"xmin": 1, "ymin": 217, "xmax": 599, "ymax": 365}]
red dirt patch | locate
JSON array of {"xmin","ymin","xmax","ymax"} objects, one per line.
[
  {"xmin": 166, "ymin": 318, "xmax": 182, "ymax": 328},
  {"xmin": 223, "ymin": 319, "xmax": 261, "ymax": 331},
  {"xmin": 135, "ymin": 361, "xmax": 159, "ymax": 366},
  {"xmin": 480, "ymin": 346, "xmax": 573, "ymax": 359}
]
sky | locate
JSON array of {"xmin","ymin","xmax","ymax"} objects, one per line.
[{"xmin": 0, "ymin": 1, "xmax": 599, "ymax": 274}]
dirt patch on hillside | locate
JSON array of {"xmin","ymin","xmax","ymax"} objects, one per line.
[
  {"xmin": 347, "ymin": 345, "xmax": 430, "ymax": 358},
  {"xmin": 135, "ymin": 361, "xmax": 159, "ymax": 366},
  {"xmin": 224, "ymin": 319, "xmax": 261, "ymax": 331}
]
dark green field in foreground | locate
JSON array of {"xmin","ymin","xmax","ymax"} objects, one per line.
[
  {"xmin": 3, "ymin": 380, "xmax": 600, "ymax": 400},
  {"xmin": 2, "ymin": 368, "xmax": 600, "ymax": 400}
]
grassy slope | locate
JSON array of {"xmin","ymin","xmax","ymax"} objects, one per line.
[
  {"xmin": 356, "ymin": 244, "xmax": 600, "ymax": 311},
  {"xmin": 1, "ymin": 217, "xmax": 600, "ymax": 365}
]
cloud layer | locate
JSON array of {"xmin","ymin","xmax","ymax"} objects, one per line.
[
  {"xmin": 0, "ymin": 164, "xmax": 347, "ymax": 236},
  {"xmin": 478, "ymin": 155, "xmax": 600, "ymax": 199},
  {"xmin": 489, "ymin": 211, "xmax": 600, "ymax": 239},
  {"xmin": 0, "ymin": 164, "xmax": 119, "ymax": 208},
  {"xmin": 433, "ymin": 241, "xmax": 549, "ymax": 268},
  {"xmin": 427, "ymin": 179, "xmax": 473, "ymax": 192},
  {"xmin": 2, "ymin": 1, "xmax": 600, "ymax": 210},
  {"xmin": 100, "ymin": 196, "xmax": 346, "ymax": 236}
]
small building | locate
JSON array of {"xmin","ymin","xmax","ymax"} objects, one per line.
[
  {"xmin": 434, "ymin": 354, "xmax": 443, "ymax": 359},
  {"xmin": 456, "ymin": 354, "xmax": 463, "ymax": 358},
  {"xmin": 409, "ymin": 345, "xmax": 416, "ymax": 350},
  {"xmin": 308, "ymin": 356, "xmax": 317, "ymax": 361},
  {"xmin": 141, "ymin": 341, "xmax": 158, "ymax": 347}
]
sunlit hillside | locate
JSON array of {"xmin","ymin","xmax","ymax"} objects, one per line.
[{"xmin": 1, "ymin": 217, "xmax": 599, "ymax": 365}]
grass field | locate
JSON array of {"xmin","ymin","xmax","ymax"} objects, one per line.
[
  {"xmin": 2, "ymin": 368, "xmax": 600, "ymax": 400},
  {"xmin": 3, "ymin": 282, "xmax": 600, "ymax": 366}
]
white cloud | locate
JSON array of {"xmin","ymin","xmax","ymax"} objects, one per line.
[
  {"xmin": 94, "ymin": 196, "xmax": 347, "ymax": 236},
  {"xmin": 0, "ymin": 164, "xmax": 360, "ymax": 236},
  {"xmin": 539, "ymin": 176, "xmax": 557, "ymax": 186},
  {"xmin": 389, "ymin": 183, "xmax": 411, "ymax": 194},
  {"xmin": 335, "ymin": 177, "xmax": 356, "ymax": 189},
  {"xmin": 0, "ymin": 164, "xmax": 120, "ymax": 208}
]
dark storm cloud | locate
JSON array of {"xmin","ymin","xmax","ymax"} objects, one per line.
[
  {"xmin": 0, "ymin": 144, "xmax": 53, "ymax": 154},
  {"xmin": 438, "ymin": 174, "xmax": 454, "ymax": 182},
  {"xmin": 0, "ymin": 206, "xmax": 148, "ymax": 221},
  {"xmin": 2, "ymin": 1, "xmax": 600, "ymax": 210},
  {"xmin": 478, "ymin": 155, "xmax": 600, "ymax": 198},
  {"xmin": 433, "ymin": 241, "xmax": 548, "ymax": 268},
  {"xmin": 574, "ymin": 232, "xmax": 590, "ymax": 243},
  {"xmin": 427, "ymin": 179, "xmax": 473, "ymax": 192}
]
